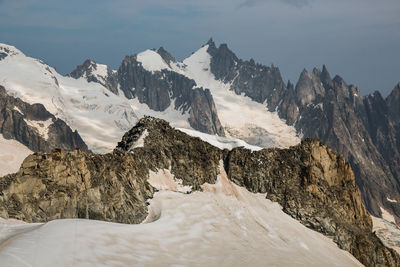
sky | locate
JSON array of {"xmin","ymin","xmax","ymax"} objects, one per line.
[{"xmin": 0, "ymin": 0, "xmax": 399, "ymax": 96}]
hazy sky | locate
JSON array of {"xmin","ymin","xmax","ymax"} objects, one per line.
[{"xmin": 0, "ymin": 0, "xmax": 399, "ymax": 95}]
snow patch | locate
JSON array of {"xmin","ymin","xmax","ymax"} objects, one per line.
[
  {"xmin": 136, "ymin": 50, "xmax": 170, "ymax": 72},
  {"xmin": 129, "ymin": 129, "xmax": 148, "ymax": 150},
  {"xmin": 24, "ymin": 118, "xmax": 53, "ymax": 140},
  {"xmin": 148, "ymin": 168, "xmax": 192, "ymax": 193},
  {"xmin": 372, "ymin": 216, "xmax": 400, "ymax": 254},
  {"xmin": 387, "ymin": 197, "xmax": 397, "ymax": 203},
  {"xmin": 380, "ymin": 207, "xmax": 396, "ymax": 224},
  {"xmin": 177, "ymin": 127, "xmax": 262, "ymax": 151},
  {"xmin": 0, "ymin": 134, "xmax": 32, "ymax": 176},
  {"xmin": 12, "ymin": 106, "xmax": 24, "ymax": 115}
]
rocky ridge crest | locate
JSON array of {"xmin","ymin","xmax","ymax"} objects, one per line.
[{"xmin": 0, "ymin": 117, "xmax": 398, "ymax": 266}]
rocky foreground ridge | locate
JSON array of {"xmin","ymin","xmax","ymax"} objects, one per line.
[{"xmin": 0, "ymin": 117, "xmax": 398, "ymax": 266}]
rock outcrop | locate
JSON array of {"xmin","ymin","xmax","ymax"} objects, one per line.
[
  {"xmin": 0, "ymin": 85, "xmax": 88, "ymax": 153},
  {"xmin": 0, "ymin": 117, "xmax": 398, "ymax": 266}
]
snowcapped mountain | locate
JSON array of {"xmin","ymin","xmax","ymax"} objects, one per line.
[
  {"xmin": 1, "ymin": 39, "xmax": 400, "ymax": 265},
  {"xmin": 0, "ymin": 41, "xmax": 300, "ymax": 155}
]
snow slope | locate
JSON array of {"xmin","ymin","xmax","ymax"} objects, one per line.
[
  {"xmin": 0, "ymin": 162, "xmax": 362, "ymax": 266},
  {"xmin": 136, "ymin": 49, "xmax": 170, "ymax": 72},
  {"xmin": 134, "ymin": 44, "xmax": 300, "ymax": 148},
  {"xmin": 0, "ymin": 42, "xmax": 300, "ymax": 153},
  {"xmin": 0, "ymin": 44, "xmax": 190, "ymax": 153},
  {"xmin": 177, "ymin": 127, "xmax": 262, "ymax": 151},
  {"xmin": 372, "ymin": 208, "xmax": 400, "ymax": 253},
  {"xmin": 0, "ymin": 134, "xmax": 32, "ymax": 176},
  {"xmin": 179, "ymin": 45, "xmax": 300, "ymax": 148}
]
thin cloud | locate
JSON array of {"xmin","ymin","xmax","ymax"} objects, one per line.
[{"xmin": 238, "ymin": 0, "xmax": 310, "ymax": 8}]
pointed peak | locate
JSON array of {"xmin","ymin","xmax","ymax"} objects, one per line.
[
  {"xmin": 204, "ymin": 37, "xmax": 217, "ymax": 52},
  {"xmin": 299, "ymin": 68, "xmax": 310, "ymax": 78},
  {"xmin": 206, "ymin": 37, "xmax": 215, "ymax": 46},
  {"xmin": 287, "ymin": 80, "xmax": 294, "ymax": 90},
  {"xmin": 333, "ymin": 75, "xmax": 345, "ymax": 85},
  {"xmin": 83, "ymin": 59, "xmax": 96, "ymax": 66},
  {"xmin": 312, "ymin": 67, "xmax": 321, "ymax": 76},
  {"xmin": 157, "ymin": 46, "xmax": 176, "ymax": 65},
  {"xmin": 322, "ymin": 64, "xmax": 329, "ymax": 74}
]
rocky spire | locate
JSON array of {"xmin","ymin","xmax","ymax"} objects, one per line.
[
  {"xmin": 321, "ymin": 64, "xmax": 334, "ymax": 90},
  {"xmin": 386, "ymin": 82, "xmax": 400, "ymax": 122}
]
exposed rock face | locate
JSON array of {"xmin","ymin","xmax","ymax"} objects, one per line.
[
  {"xmin": 0, "ymin": 149, "xmax": 154, "ymax": 224},
  {"xmin": 71, "ymin": 50, "xmax": 225, "ymax": 136},
  {"xmin": 0, "ymin": 85, "xmax": 88, "ymax": 153},
  {"xmin": 277, "ymin": 71, "xmax": 400, "ymax": 223},
  {"xmin": 207, "ymin": 39, "xmax": 287, "ymax": 111},
  {"xmin": 225, "ymin": 140, "xmax": 398, "ymax": 266},
  {"xmin": 69, "ymin": 59, "xmax": 119, "ymax": 94},
  {"xmin": 0, "ymin": 117, "xmax": 398, "ymax": 266}
]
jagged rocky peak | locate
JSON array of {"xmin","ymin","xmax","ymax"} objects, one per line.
[
  {"xmin": 69, "ymin": 59, "xmax": 119, "ymax": 94},
  {"xmin": 0, "ymin": 85, "xmax": 88, "ymax": 153},
  {"xmin": 321, "ymin": 64, "xmax": 334, "ymax": 89},
  {"xmin": 295, "ymin": 67, "xmax": 325, "ymax": 106},
  {"xmin": 156, "ymin": 46, "xmax": 176, "ymax": 65},
  {"xmin": 204, "ymin": 38, "xmax": 287, "ymax": 108},
  {"xmin": 206, "ymin": 38, "xmax": 239, "ymax": 83},
  {"xmin": 386, "ymin": 82, "xmax": 400, "ymax": 122}
]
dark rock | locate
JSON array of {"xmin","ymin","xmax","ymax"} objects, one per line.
[
  {"xmin": 157, "ymin": 47, "xmax": 176, "ymax": 66},
  {"xmin": 69, "ymin": 59, "xmax": 119, "ymax": 94},
  {"xmin": 0, "ymin": 85, "xmax": 88, "ymax": 153},
  {"xmin": 117, "ymin": 55, "xmax": 224, "ymax": 135}
]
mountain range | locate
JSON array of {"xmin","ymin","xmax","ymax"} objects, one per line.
[{"xmin": 1, "ymin": 39, "xmax": 400, "ymax": 266}]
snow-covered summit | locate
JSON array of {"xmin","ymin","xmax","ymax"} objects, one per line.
[
  {"xmin": 136, "ymin": 49, "xmax": 171, "ymax": 72},
  {"xmin": 0, "ymin": 43, "xmax": 23, "ymax": 58}
]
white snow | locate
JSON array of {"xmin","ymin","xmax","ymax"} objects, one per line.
[
  {"xmin": 12, "ymin": 106, "xmax": 23, "ymax": 115},
  {"xmin": 179, "ymin": 45, "xmax": 300, "ymax": 148},
  {"xmin": 0, "ymin": 42, "xmax": 300, "ymax": 154},
  {"xmin": 0, "ymin": 134, "xmax": 32, "ymax": 176},
  {"xmin": 387, "ymin": 197, "xmax": 398, "ymax": 203},
  {"xmin": 148, "ymin": 168, "xmax": 192, "ymax": 193},
  {"xmin": 0, "ymin": 43, "xmax": 190, "ymax": 153},
  {"xmin": 24, "ymin": 118, "xmax": 53, "ymax": 140},
  {"xmin": 372, "ymin": 215, "xmax": 400, "ymax": 253},
  {"xmin": 380, "ymin": 207, "xmax": 396, "ymax": 224},
  {"xmin": 136, "ymin": 49, "xmax": 170, "ymax": 72},
  {"xmin": 0, "ymin": 162, "xmax": 362, "ymax": 266},
  {"xmin": 88, "ymin": 62, "xmax": 109, "ymax": 84},
  {"xmin": 129, "ymin": 129, "xmax": 148, "ymax": 150},
  {"xmin": 177, "ymin": 127, "xmax": 262, "ymax": 151}
]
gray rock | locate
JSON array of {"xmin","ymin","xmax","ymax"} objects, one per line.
[{"xmin": 0, "ymin": 85, "xmax": 88, "ymax": 153}]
